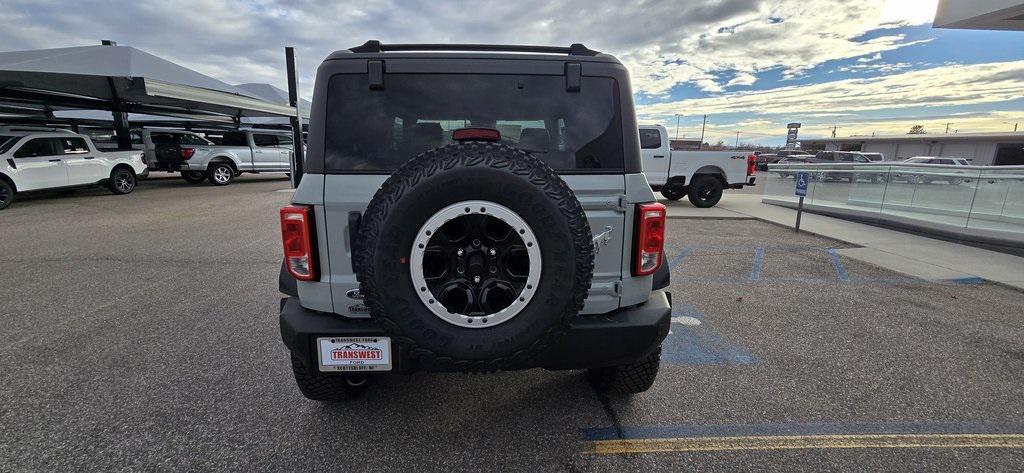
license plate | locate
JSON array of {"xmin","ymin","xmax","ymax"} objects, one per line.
[{"xmin": 316, "ymin": 337, "xmax": 392, "ymax": 372}]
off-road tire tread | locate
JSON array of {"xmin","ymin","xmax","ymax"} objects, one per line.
[
  {"xmin": 355, "ymin": 142, "xmax": 593, "ymax": 372},
  {"xmin": 290, "ymin": 354, "xmax": 361, "ymax": 402},
  {"xmin": 588, "ymin": 346, "xmax": 661, "ymax": 394},
  {"xmin": 687, "ymin": 175, "xmax": 723, "ymax": 208}
]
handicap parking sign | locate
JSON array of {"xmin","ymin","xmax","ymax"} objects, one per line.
[{"xmin": 795, "ymin": 172, "xmax": 809, "ymax": 197}]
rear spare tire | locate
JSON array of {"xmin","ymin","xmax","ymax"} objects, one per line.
[{"xmin": 356, "ymin": 142, "xmax": 594, "ymax": 372}]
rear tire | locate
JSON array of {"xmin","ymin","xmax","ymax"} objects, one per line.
[
  {"xmin": 290, "ymin": 354, "xmax": 370, "ymax": 402},
  {"xmin": 181, "ymin": 171, "xmax": 206, "ymax": 184},
  {"xmin": 687, "ymin": 175, "xmax": 723, "ymax": 208},
  {"xmin": 208, "ymin": 162, "xmax": 235, "ymax": 186},
  {"xmin": 660, "ymin": 184, "xmax": 686, "ymax": 201},
  {"xmin": 588, "ymin": 347, "xmax": 662, "ymax": 394},
  {"xmin": 0, "ymin": 179, "xmax": 14, "ymax": 210},
  {"xmin": 109, "ymin": 167, "xmax": 136, "ymax": 195}
]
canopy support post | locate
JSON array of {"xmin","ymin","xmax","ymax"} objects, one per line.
[
  {"xmin": 285, "ymin": 46, "xmax": 304, "ymax": 188},
  {"xmin": 111, "ymin": 106, "xmax": 131, "ymax": 150}
]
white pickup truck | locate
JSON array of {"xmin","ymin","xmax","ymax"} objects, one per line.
[
  {"xmin": 0, "ymin": 131, "xmax": 147, "ymax": 210},
  {"xmin": 640, "ymin": 125, "xmax": 757, "ymax": 207}
]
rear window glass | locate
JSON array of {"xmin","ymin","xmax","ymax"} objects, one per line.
[
  {"xmin": 324, "ymin": 74, "xmax": 623, "ymax": 173},
  {"xmin": 253, "ymin": 134, "xmax": 280, "ymax": 147},
  {"xmin": 639, "ymin": 129, "xmax": 661, "ymax": 149},
  {"xmin": 0, "ymin": 135, "xmax": 21, "ymax": 154},
  {"xmin": 60, "ymin": 137, "xmax": 89, "ymax": 154},
  {"xmin": 180, "ymin": 134, "xmax": 212, "ymax": 146},
  {"xmin": 222, "ymin": 132, "xmax": 248, "ymax": 146}
]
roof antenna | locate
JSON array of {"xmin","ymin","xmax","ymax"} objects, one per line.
[{"xmin": 101, "ymin": 40, "xmax": 117, "ymax": 46}]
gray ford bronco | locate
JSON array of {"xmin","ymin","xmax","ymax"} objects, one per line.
[{"xmin": 278, "ymin": 41, "xmax": 672, "ymax": 401}]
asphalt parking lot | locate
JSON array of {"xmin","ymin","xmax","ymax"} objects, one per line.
[{"xmin": 2, "ymin": 175, "xmax": 1024, "ymax": 471}]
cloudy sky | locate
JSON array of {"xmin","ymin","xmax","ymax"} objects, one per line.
[{"xmin": 1, "ymin": 0, "xmax": 1022, "ymax": 145}]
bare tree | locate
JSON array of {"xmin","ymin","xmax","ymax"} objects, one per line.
[{"xmin": 908, "ymin": 124, "xmax": 927, "ymax": 134}]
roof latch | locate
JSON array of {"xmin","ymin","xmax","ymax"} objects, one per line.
[
  {"xmin": 368, "ymin": 60, "xmax": 384, "ymax": 89},
  {"xmin": 565, "ymin": 62, "xmax": 581, "ymax": 92}
]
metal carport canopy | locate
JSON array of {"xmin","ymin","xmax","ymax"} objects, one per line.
[{"xmin": 0, "ymin": 43, "xmax": 296, "ymax": 120}]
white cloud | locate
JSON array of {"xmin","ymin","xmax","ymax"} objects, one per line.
[
  {"xmin": 639, "ymin": 61, "xmax": 1024, "ymax": 118},
  {"xmin": 858, "ymin": 53, "xmax": 882, "ymax": 63},
  {"xmin": 726, "ymin": 72, "xmax": 758, "ymax": 87},
  {"xmin": 0, "ymin": 0, "xmax": 943, "ymax": 98}
]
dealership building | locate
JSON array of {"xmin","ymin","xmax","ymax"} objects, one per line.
[{"xmin": 800, "ymin": 132, "xmax": 1024, "ymax": 165}]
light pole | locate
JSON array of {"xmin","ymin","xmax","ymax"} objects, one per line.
[
  {"xmin": 674, "ymin": 114, "xmax": 681, "ymax": 140},
  {"xmin": 1005, "ymin": 122, "xmax": 1019, "ymax": 132},
  {"xmin": 699, "ymin": 114, "xmax": 707, "ymax": 150}
]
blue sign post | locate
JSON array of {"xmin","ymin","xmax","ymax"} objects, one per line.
[{"xmin": 794, "ymin": 172, "xmax": 808, "ymax": 232}]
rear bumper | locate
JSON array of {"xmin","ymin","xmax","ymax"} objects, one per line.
[
  {"xmin": 280, "ymin": 290, "xmax": 672, "ymax": 373},
  {"xmin": 729, "ymin": 176, "xmax": 756, "ymax": 189}
]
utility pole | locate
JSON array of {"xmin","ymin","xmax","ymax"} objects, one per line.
[
  {"xmin": 699, "ymin": 114, "xmax": 707, "ymax": 150},
  {"xmin": 831, "ymin": 124, "xmax": 838, "ymax": 138},
  {"xmin": 735, "ymin": 131, "xmax": 740, "ymax": 148},
  {"xmin": 945, "ymin": 122, "xmax": 952, "ymax": 134},
  {"xmin": 674, "ymin": 114, "xmax": 681, "ymax": 140}
]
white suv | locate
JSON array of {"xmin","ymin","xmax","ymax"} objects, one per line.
[{"xmin": 0, "ymin": 132, "xmax": 148, "ymax": 210}]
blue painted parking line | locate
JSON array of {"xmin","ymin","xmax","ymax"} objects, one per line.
[
  {"xmin": 942, "ymin": 276, "xmax": 985, "ymax": 285},
  {"xmin": 662, "ymin": 303, "xmax": 756, "ymax": 366},
  {"xmin": 668, "ymin": 246, "xmax": 691, "ymax": 269},
  {"xmin": 827, "ymin": 248, "xmax": 851, "ymax": 283},
  {"xmin": 749, "ymin": 247, "xmax": 765, "ymax": 281}
]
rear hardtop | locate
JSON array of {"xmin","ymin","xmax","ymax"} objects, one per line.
[
  {"xmin": 294, "ymin": 41, "xmax": 654, "ymax": 319},
  {"xmin": 304, "ymin": 41, "xmax": 642, "ymax": 175}
]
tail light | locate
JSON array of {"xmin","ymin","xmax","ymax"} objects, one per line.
[
  {"xmin": 280, "ymin": 204, "xmax": 318, "ymax": 281},
  {"xmin": 181, "ymin": 148, "xmax": 195, "ymax": 160},
  {"xmin": 632, "ymin": 202, "xmax": 667, "ymax": 276},
  {"xmin": 452, "ymin": 127, "xmax": 501, "ymax": 142},
  {"xmin": 747, "ymin": 154, "xmax": 757, "ymax": 175}
]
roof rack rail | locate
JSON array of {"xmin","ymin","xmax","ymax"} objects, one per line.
[{"xmin": 348, "ymin": 40, "xmax": 600, "ymax": 57}]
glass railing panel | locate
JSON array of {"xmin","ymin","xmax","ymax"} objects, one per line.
[
  {"xmin": 966, "ymin": 167, "xmax": 1024, "ymax": 235},
  {"xmin": 762, "ymin": 164, "xmax": 801, "ymax": 204},
  {"xmin": 880, "ymin": 165, "xmax": 980, "ymax": 228},
  {"xmin": 846, "ymin": 164, "xmax": 890, "ymax": 212}
]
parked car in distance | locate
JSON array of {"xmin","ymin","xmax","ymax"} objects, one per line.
[
  {"xmin": 133, "ymin": 129, "xmax": 214, "ymax": 173},
  {"xmin": 894, "ymin": 156, "xmax": 972, "ymax": 185},
  {"xmin": 776, "ymin": 149, "xmax": 811, "ymax": 158},
  {"xmin": 759, "ymin": 152, "xmax": 815, "ymax": 171},
  {"xmin": 903, "ymin": 156, "xmax": 971, "ymax": 165},
  {"xmin": 772, "ymin": 156, "xmax": 820, "ymax": 178},
  {"xmin": 861, "ymin": 152, "xmax": 885, "ymax": 162},
  {"xmin": 175, "ymin": 130, "xmax": 294, "ymax": 185},
  {"xmin": 815, "ymin": 150, "xmax": 871, "ymax": 163},
  {"xmin": 641, "ymin": 124, "xmax": 757, "ymax": 207},
  {"xmin": 0, "ymin": 132, "xmax": 147, "ymax": 210}
]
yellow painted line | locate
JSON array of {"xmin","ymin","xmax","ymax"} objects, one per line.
[{"xmin": 586, "ymin": 434, "xmax": 1024, "ymax": 455}]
